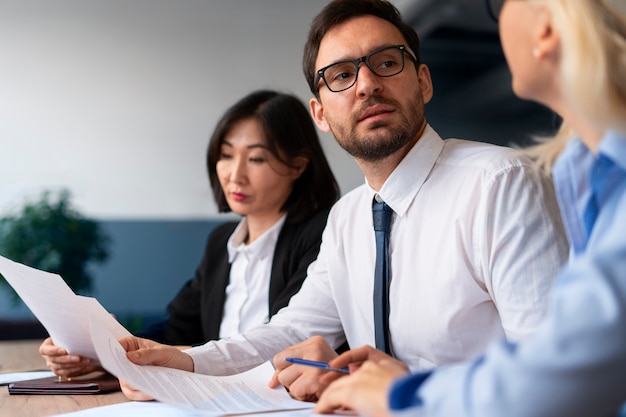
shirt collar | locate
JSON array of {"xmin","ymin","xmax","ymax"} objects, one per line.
[
  {"xmin": 553, "ymin": 130, "xmax": 626, "ymax": 254},
  {"xmin": 366, "ymin": 124, "xmax": 444, "ymax": 217},
  {"xmin": 590, "ymin": 130, "xmax": 626, "ymax": 221},
  {"xmin": 227, "ymin": 214, "xmax": 287, "ymax": 262},
  {"xmin": 554, "ymin": 130, "xmax": 626, "ymax": 187},
  {"xmin": 597, "ymin": 130, "xmax": 626, "ymax": 172}
]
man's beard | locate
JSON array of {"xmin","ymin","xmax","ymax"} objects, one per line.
[{"xmin": 330, "ymin": 94, "xmax": 425, "ymax": 162}]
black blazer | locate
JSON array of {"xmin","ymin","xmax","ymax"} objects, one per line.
[{"xmin": 150, "ymin": 209, "xmax": 331, "ymax": 346}]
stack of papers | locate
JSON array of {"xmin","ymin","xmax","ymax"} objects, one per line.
[
  {"xmin": 0, "ymin": 255, "xmax": 314, "ymax": 416},
  {"xmin": 56, "ymin": 402, "xmax": 317, "ymax": 417},
  {"xmin": 0, "ymin": 255, "xmax": 130, "ymax": 363}
]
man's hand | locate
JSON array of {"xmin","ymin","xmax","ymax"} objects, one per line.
[
  {"xmin": 117, "ymin": 336, "xmax": 195, "ymax": 401},
  {"xmin": 315, "ymin": 347, "xmax": 409, "ymax": 417},
  {"xmin": 268, "ymin": 335, "xmax": 339, "ymax": 402},
  {"xmin": 39, "ymin": 337, "xmax": 101, "ymax": 377},
  {"xmin": 323, "ymin": 345, "xmax": 398, "ymax": 378},
  {"xmin": 119, "ymin": 379, "xmax": 155, "ymax": 402}
]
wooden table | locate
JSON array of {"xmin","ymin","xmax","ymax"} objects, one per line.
[{"xmin": 0, "ymin": 340, "xmax": 128, "ymax": 417}]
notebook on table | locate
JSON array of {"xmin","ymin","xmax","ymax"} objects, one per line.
[{"xmin": 8, "ymin": 371, "xmax": 120, "ymax": 395}]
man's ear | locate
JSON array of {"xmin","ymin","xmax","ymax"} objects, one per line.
[
  {"xmin": 417, "ymin": 64, "xmax": 434, "ymax": 104},
  {"xmin": 310, "ymin": 97, "xmax": 330, "ymax": 132},
  {"xmin": 533, "ymin": 6, "xmax": 560, "ymax": 59}
]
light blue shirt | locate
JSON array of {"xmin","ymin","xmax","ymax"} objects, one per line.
[{"xmin": 389, "ymin": 130, "xmax": 626, "ymax": 417}]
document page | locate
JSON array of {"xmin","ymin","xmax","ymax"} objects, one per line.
[
  {"xmin": 89, "ymin": 317, "xmax": 313, "ymax": 416},
  {"xmin": 0, "ymin": 371, "xmax": 55, "ymax": 386},
  {"xmin": 54, "ymin": 401, "xmax": 318, "ymax": 417},
  {"xmin": 0, "ymin": 255, "xmax": 130, "ymax": 362}
]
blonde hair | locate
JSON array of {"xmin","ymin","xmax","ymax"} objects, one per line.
[{"xmin": 524, "ymin": 0, "xmax": 626, "ymax": 173}]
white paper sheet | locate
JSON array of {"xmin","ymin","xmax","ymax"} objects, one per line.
[
  {"xmin": 0, "ymin": 255, "xmax": 130, "ymax": 362},
  {"xmin": 0, "ymin": 255, "xmax": 315, "ymax": 417},
  {"xmin": 53, "ymin": 401, "xmax": 205, "ymax": 417},
  {"xmin": 89, "ymin": 316, "xmax": 313, "ymax": 416},
  {"xmin": 0, "ymin": 370, "xmax": 55, "ymax": 386},
  {"xmin": 53, "ymin": 401, "xmax": 318, "ymax": 417}
]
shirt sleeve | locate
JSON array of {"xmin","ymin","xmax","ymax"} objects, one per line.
[
  {"xmin": 389, "ymin": 371, "xmax": 431, "ymax": 409},
  {"xmin": 186, "ymin": 268, "xmax": 345, "ymax": 375},
  {"xmin": 478, "ymin": 163, "xmax": 569, "ymax": 342},
  {"xmin": 185, "ymin": 211, "xmax": 346, "ymax": 376},
  {"xmin": 186, "ymin": 321, "xmax": 308, "ymax": 375}
]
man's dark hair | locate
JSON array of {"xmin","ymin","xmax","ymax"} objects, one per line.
[
  {"xmin": 303, "ymin": 0, "xmax": 421, "ymax": 96},
  {"xmin": 206, "ymin": 90, "xmax": 340, "ymax": 224}
]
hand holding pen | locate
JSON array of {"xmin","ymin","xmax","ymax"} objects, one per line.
[
  {"xmin": 285, "ymin": 358, "xmax": 350, "ymax": 374},
  {"xmin": 268, "ymin": 335, "xmax": 345, "ymax": 401},
  {"xmin": 314, "ymin": 347, "xmax": 410, "ymax": 416}
]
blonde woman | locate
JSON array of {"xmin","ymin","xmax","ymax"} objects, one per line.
[{"xmin": 316, "ymin": 1, "xmax": 626, "ymax": 416}]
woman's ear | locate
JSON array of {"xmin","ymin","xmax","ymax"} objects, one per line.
[
  {"xmin": 291, "ymin": 156, "xmax": 309, "ymax": 179},
  {"xmin": 533, "ymin": 6, "xmax": 560, "ymax": 59}
]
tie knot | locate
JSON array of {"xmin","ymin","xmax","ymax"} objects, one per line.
[{"xmin": 372, "ymin": 201, "xmax": 393, "ymax": 232}]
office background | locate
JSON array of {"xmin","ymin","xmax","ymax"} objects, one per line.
[
  {"xmin": 0, "ymin": 0, "xmax": 353, "ymax": 323},
  {"xmin": 0, "ymin": 0, "xmax": 559, "ymax": 326}
]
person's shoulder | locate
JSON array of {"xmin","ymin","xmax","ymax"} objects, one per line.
[
  {"xmin": 331, "ymin": 184, "xmax": 368, "ymax": 211},
  {"xmin": 211, "ymin": 220, "xmax": 239, "ymax": 235},
  {"xmin": 206, "ymin": 221, "xmax": 238, "ymax": 245},
  {"xmin": 441, "ymin": 138, "xmax": 534, "ymax": 173},
  {"xmin": 288, "ymin": 207, "xmax": 332, "ymax": 232},
  {"xmin": 318, "ymin": 184, "xmax": 369, "ymax": 229}
]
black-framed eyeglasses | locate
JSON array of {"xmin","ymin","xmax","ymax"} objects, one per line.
[{"xmin": 314, "ymin": 44, "xmax": 417, "ymax": 93}]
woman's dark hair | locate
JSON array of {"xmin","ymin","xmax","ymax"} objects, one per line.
[
  {"xmin": 303, "ymin": 0, "xmax": 421, "ymax": 96},
  {"xmin": 207, "ymin": 90, "xmax": 340, "ymax": 223}
]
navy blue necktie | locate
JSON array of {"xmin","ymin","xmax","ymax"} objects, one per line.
[{"xmin": 372, "ymin": 200, "xmax": 393, "ymax": 354}]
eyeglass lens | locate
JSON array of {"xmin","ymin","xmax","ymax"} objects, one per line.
[{"xmin": 322, "ymin": 46, "xmax": 406, "ymax": 92}]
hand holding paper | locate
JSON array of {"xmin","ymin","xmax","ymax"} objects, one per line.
[
  {"xmin": 0, "ymin": 255, "xmax": 130, "ymax": 363},
  {"xmin": 115, "ymin": 335, "xmax": 195, "ymax": 401},
  {"xmin": 89, "ymin": 316, "xmax": 313, "ymax": 416},
  {"xmin": 39, "ymin": 337, "xmax": 102, "ymax": 377},
  {"xmin": 0, "ymin": 255, "xmax": 313, "ymax": 416}
]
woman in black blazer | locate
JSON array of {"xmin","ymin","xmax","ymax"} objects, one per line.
[
  {"xmin": 161, "ymin": 207, "xmax": 333, "ymax": 345},
  {"xmin": 40, "ymin": 90, "xmax": 340, "ymax": 376}
]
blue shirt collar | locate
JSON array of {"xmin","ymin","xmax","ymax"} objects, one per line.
[{"xmin": 553, "ymin": 130, "xmax": 626, "ymax": 255}]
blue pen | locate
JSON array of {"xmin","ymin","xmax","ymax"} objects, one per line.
[{"xmin": 285, "ymin": 357, "xmax": 350, "ymax": 373}]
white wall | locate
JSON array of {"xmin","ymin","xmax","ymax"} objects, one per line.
[
  {"xmin": 0, "ymin": 0, "xmax": 420, "ymax": 320},
  {"xmin": 0, "ymin": 0, "xmax": 369, "ymax": 220}
]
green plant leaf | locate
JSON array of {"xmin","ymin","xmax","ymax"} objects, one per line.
[{"xmin": 0, "ymin": 189, "xmax": 111, "ymax": 305}]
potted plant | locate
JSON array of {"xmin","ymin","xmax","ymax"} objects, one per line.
[{"xmin": 0, "ymin": 189, "xmax": 111, "ymax": 305}]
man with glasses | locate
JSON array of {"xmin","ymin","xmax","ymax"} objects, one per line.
[
  {"xmin": 313, "ymin": 44, "xmax": 417, "ymax": 94},
  {"xmin": 117, "ymin": 0, "xmax": 567, "ymax": 404}
]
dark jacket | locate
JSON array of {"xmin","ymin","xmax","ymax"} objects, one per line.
[{"xmin": 147, "ymin": 209, "xmax": 330, "ymax": 346}]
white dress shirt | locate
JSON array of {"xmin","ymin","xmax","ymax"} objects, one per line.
[
  {"xmin": 187, "ymin": 125, "xmax": 569, "ymax": 375},
  {"xmin": 219, "ymin": 215, "xmax": 286, "ymax": 339}
]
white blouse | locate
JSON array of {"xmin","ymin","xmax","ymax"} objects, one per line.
[{"xmin": 219, "ymin": 214, "xmax": 286, "ymax": 338}]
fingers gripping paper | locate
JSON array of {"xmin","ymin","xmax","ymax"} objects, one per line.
[
  {"xmin": 0, "ymin": 255, "xmax": 130, "ymax": 362},
  {"xmin": 0, "ymin": 255, "xmax": 311, "ymax": 415},
  {"xmin": 89, "ymin": 316, "xmax": 312, "ymax": 416}
]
